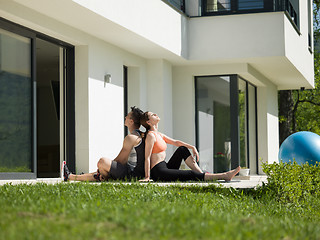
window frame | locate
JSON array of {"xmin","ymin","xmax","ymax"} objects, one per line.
[{"xmin": 202, "ymin": 0, "xmax": 273, "ymax": 16}]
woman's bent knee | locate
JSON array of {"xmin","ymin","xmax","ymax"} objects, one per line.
[
  {"xmin": 177, "ymin": 146, "xmax": 191, "ymax": 159},
  {"xmin": 178, "ymin": 146, "xmax": 188, "ymax": 151},
  {"xmin": 97, "ymin": 157, "xmax": 112, "ymax": 174},
  {"xmin": 98, "ymin": 157, "xmax": 111, "ymax": 166}
]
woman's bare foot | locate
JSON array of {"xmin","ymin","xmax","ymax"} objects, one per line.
[
  {"xmin": 222, "ymin": 166, "xmax": 241, "ymax": 181},
  {"xmin": 204, "ymin": 166, "xmax": 241, "ymax": 181}
]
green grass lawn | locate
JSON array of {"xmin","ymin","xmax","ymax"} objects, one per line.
[{"xmin": 0, "ymin": 182, "xmax": 320, "ymax": 240}]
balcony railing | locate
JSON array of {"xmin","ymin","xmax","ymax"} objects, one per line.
[
  {"xmin": 275, "ymin": 0, "xmax": 299, "ymax": 27},
  {"xmin": 163, "ymin": 0, "xmax": 185, "ymax": 12},
  {"xmin": 204, "ymin": 0, "xmax": 269, "ymax": 13},
  {"xmin": 163, "ymin": 0, "xmax": 299, "ymax": 28},
  {"xmin": 163, "ymin": 0, "xmax": 299, "ymax": 30}
]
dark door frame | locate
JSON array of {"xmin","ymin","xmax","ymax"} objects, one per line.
[
  {"xmin": 0, "ymin": 17, "xmax": 75, "ymax": 179},
  {"xmin": 123, "ymin": 66, "xmax": 128, "ymax": 137}
]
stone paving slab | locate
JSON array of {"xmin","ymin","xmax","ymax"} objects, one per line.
[{"xmin": 0, "ymin": 175, "xmax": 268, "ymax": 189}]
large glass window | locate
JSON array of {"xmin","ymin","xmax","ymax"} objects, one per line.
[
  {"xmin": 196, "ymin": 76, "xmax": 231, "ymax": 173},
  {"xmin": 206, "ymin": 0, "xmax": 231, "ymax": 13},
  {"xmin": 239, "ymin": 79, "xmax": 248, "ymax": 168},
  {"xmin": 238, "ymin": 0, "xmax": 264, "ymax": 10},
  {"xmin": 0, "ymin": 19, "xmax": 75, "ymax": 180},
  {"xmin": 307, "ymin": 0, "xmax": 312, "ymax": 50},
  {"xmin": 0, "ymin": 29, "xmax": 32, "ymax": 173},
  {"xmin": 203, "ymin": 0, "xmax": 269, "ymax": 14},
  {"xmin": 164, "ymin": 0, "xmax": 185, "ymax": 12},
  {"xmin": 196, "ymin": 75, "xmax": 257, "ymax": 173}
]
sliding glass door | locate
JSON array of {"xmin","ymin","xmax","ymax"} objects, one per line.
[
  {"xmin": 196, "ymin": 75, "xmax": 257, "ymax": 173},
  {"xmin": 195, "ymin": 76, "xmax": 231, "ymax": 173},
  {"xmin": 0, "ymin": 18, "xmax": 75, "ymax": 179},
  {"xmin": 0, "ymin": 28, "xmax": 36, "ymax": 178}
]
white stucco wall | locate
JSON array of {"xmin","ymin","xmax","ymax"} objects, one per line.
[
  {"xmin": 256, "ymin": 83, "xmax": 279, "ymax": 174},
  {"xmin": 72, "ymin": 0, "xmax": 187, "ymax": 58},
  {"xmin": 74, "ymin": 45, "xmax": 90, "ymax": 173},
  {"xmin": 146, "ymin": 59, "xmax": 174, "ymax": 158},
  {"xmin": 85, "ymin": 39, "xmax": 150, "ymax": 173},
  {"xmin": 188, "ymin": 12, "xmax": 285, "ymax": 61}
]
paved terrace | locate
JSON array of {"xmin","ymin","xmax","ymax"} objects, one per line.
[{"xmin": 0, "ymin": 175, "xmax": 268, "ymax": 189}]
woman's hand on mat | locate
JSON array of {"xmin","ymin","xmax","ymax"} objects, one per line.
[{"xmin": 139, "ymin": 177, "xmax": 153, "ymax": 182}]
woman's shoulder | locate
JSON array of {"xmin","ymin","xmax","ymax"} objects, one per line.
[
  {"xmin": 154, "ymin": 131, "xmax": 165, "ymax": 139},
  {"xmin": 147, "ymin": 130, "xmax": 155, "ymax": 135},
  {"xmin": 146, "ymin": 131, "xmax": 157, "ymax": 140},
  {"xmin": 125, "ymin": 133, "xmax": 140, "ymax": 142}
]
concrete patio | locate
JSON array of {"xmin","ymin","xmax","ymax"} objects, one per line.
[{"xmin": 0, "ymin": 175, "xmax": 268, "ymax": 189}]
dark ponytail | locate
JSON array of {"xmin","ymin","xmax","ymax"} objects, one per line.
[{"xmin": 130, "ymin": 106, "xmax": 143, "ymax": 128}]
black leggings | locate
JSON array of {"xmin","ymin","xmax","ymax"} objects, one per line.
[{"xmin": 151, "ymin": 146, "xmax": 205, "ymax": 182}]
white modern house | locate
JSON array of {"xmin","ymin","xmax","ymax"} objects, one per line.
[{"xmin": 0, "ymin": 0, "xmax": 314, "ymax": 179}]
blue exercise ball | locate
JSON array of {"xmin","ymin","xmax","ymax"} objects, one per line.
[{"xmin": 279, "ymin": 131, "xmax": 320, "ymax": 165}]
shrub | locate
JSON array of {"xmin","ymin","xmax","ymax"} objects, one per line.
[{"xmin": 262, "ymin": 161, "xmax": 320, "ymax": 206}]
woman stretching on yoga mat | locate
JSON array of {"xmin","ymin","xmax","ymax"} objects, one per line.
[{"xmin": 139, "ymin": 111, "xmax": 240, "ymax": 182}]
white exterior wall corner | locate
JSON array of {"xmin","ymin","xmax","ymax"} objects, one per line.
[
  {"xmin": 283, "ymin": 1, "xmax": 314, "ymax": 89},
  {"xmin": 172, "ymin": 68, "xmax": 195, "ymax": 146},
  {"xmin": 256, "ymin": 82, "xmax": 279, "ymax": 174}
]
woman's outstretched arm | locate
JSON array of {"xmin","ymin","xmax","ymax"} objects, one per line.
[{"xmin": 161, "ymin": 134, "xmax": 199, "ymax": 162}]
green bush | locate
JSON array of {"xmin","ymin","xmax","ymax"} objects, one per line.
[{"xmin": 262, "ymin": 161, "xmax": 320, "ymax": 206}]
